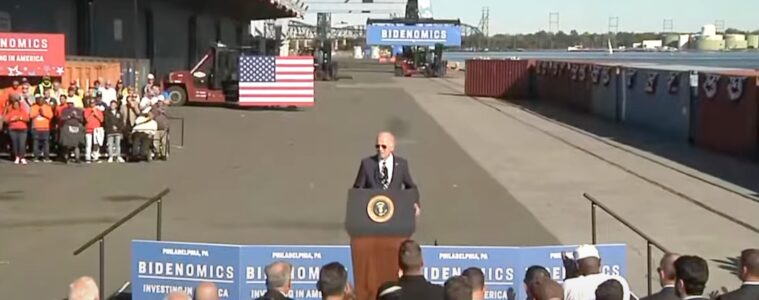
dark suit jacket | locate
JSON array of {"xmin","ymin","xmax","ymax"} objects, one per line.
[
  {"xmin": 717, "ymin": 284, "xmax": 759, "ymax": 300},
  {"xmin": 353, "ymin": 154, "xmax": 419, "ymax": 203},
  {"xmin": 254, "ymin": 290, "xmax": 294, "ymax": 300},
  {"xmin": 640, "ymin": 287, "xmax": 679, "ymax": 300},
  {"xmin": 398, "ymin": 275, "xmax": 443, "ymax": 300}
]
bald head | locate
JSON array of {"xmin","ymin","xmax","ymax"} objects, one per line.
[
  {"xmin": 741, "ymin": 249, "xmax": 759, "ymax": 281},
  {"xmin": 164, "ymin": 291, "xmax": 191, "ymax": 300},
  {"xmin": 265, "ymin": 260, "xmax": 293, "ymax": 292},
  {"xmin": 195, "ymin": 282, "xmax": 219, "ymax": 300},
  {"xmin": 376, "ymin": 131, "xmax": 396, "ymax": 159},
  {"xmin": 68, "ymin": 276, "xmax": 99, "ymax": 300},
  {"xmin": 659, "ymin": 253, "xmax": 681, "ymax": 286}
]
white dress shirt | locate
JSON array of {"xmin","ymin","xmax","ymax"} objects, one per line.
[
  {"xmin": 379, "ymin": 154, "xmax": 394, "ymax": 184},
  {"xmin": 563, "ymin": 273, "xmax": 631, "ymax": 300}
]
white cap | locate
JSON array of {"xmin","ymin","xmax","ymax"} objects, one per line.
[
  {"xmin": 573, "ymin": 244, "xmax": 600, "ymax": 260},
  {"xmin": 147, "ymin": 73, "xmax": 155, "ymax": 80}
]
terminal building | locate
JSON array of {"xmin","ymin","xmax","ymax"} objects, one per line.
[{"xmin": 0, "ymin": 0, "xmax": 304, "ymax": 76}]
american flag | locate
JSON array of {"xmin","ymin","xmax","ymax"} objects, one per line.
[{"xmin": 238, "ymin": 55, "xmax": 315, "ymax": 106}]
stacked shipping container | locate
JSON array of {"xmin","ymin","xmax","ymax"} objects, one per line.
[{"xmin": 465, "ymin": 58, "xmax": 759, "ymax": 160}]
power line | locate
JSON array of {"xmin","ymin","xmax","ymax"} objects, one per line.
[
  {"xmin": 479, "ymin": 7, "xmax": 490, "ymax": 37},
  {"xmin": 549, "ymin": 12, "xmax": 559, "ymax": 33},
  {"xmin": 715, "ymin": 19, "xmax": 725, "ymax": 32},
  {"xmin": 608, "ymin": 16, "xmax": 619, "ymax": 34}
]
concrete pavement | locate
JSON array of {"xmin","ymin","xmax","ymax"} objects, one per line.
[
  {"xmin": 0, "ymin": 60, "xmax": 556, "ymax": 299},
  {"xmin": 404, "ymin": 73, "xmax": 758, "ymax": 295}
]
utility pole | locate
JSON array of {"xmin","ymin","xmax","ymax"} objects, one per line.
[
  {"xmin": 608, "ymin": 17, "xmax": 619, "ymax": 47},
  {"xmin": 478, "ymin": 7, "xmax": 490, "ymax": 49},
  {"xmin": 549, "ymin": 12, "xmax": 559, "ymax": 49},
  {"xmin": 715, "ymin": 19, "xmax": 725, "ymax": 33}
]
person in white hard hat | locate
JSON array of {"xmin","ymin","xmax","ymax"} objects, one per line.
[
  {"xmin": 562, "ymin": 244, "xmax": 632, "ymax": 300},
  {"xmin": 142, "ymin": 73, "xmax": 156, "ymax": 98}
]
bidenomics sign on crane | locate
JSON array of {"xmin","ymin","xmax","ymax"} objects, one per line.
[{"xmin": 366, "ymin": 24, "xmax": 461, "ymax": 46}]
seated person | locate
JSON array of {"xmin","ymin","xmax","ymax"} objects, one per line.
[{"xmin": 130, "ymin": 108, "xmax": 157, "ymax": 161}]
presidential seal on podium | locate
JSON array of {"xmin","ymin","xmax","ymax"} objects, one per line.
[{"xmin": 367, "ymin": 195, "xmax": 394, "ymax": 223}]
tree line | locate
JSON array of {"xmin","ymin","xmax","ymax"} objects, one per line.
[{"xmin": 461, "ymin": 28, "xmax": 759, "ymax": 50}]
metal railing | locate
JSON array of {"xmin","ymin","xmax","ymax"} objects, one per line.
[
  {"xmin": 73, "ymin": 188, "xmax": 170, "ymax": 300},
  {"xmin": 584, "ymin": 193, "xmax": 669, "ymax": 296},
  {"xmin": 169, "ymin": 116, "xmax": 185, "ymax": 148}
]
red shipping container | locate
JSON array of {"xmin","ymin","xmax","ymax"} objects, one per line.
[
  {"xmin": 465, "ymin": 59, "xmax": 531, "ymax": 99},
  {"xmin": 694, "ymin": 70, "xmax": 759, "ymax": 157}
]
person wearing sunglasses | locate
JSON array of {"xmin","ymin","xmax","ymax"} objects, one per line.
[{"xmin": 352, "ymin": 131, "xmax": 420, "ymax": 215}]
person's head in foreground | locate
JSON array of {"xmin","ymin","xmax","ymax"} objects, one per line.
[
  {"xmin": 68, "ymin": 276, "xmax": 99, "ymax": 300},
  {"xmin": 462, "ymin": 267, "xmax": 486, "ymax": 300},
  {"xmin": 444, "ymin": 275, "xmax": 473, "ymax": 300},
  {"xmin": 595, "ymin": 279, "xmax": 624, "ymax": 300},
  {"xmin": 528, "ymin": 277, "xmax": 563, "ymax": 300},
  {"xmin": 674, "ymin": 255, "xmax": 709, "ymax": 298},
  {"xmin": 195, "ymin": 281, "xmax": 219, "ymax": 300},
  {"xmin": 317, "ymin": 261, "xmax": 350, "ymax": 300}
]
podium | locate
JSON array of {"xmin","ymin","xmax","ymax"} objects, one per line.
[{"xmin": 345, "ymin": 188, "xmax": 417, "ymax": 300}]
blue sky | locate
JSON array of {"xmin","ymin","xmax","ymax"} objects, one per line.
[{"xmin": 302, "ymin": 0, "xmax": 758, "ymax": 34}]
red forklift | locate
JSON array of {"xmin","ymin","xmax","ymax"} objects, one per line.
[{"xmin": 164, "ymin": 38, "xmax": 289, "ymax": 107}]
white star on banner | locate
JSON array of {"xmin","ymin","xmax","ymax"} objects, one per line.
[
  {"xmin": 7, "ymin": 65, "xmax": 21, "ymax": 76},
  {"xmin": 56, "ymin": 67, "xmax": 64, "ymax": 75}
]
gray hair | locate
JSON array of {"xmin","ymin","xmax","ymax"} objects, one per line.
[
  {"xmin": 265, "ymin": 261, "xmax": 293, "ymax": 289},
  {"xmin": 68, "ymin": 276, "xmax": 99, "ymax": 300},
  {"xmin": 164, "ymin": 291, "xmax": 191, "ymax": 300}
]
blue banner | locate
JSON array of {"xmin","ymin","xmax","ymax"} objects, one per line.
[
  {"xmin": 420, "ymin": 246, "xmax": 520, "ymax": 300},
  {"xmin": 131, "ymin": 241, "xmax": 625, "ymax": 300},
  {"xmin": 131, "ymin": 241, "xmax": 241, "ymax": 299},
  {"xmin": 240, "ymin": 245, "xmax": 353, "ymax": 300},
  {"xmin": 366, "ymin": 24, "xmax": 462, "ymax": 46}
]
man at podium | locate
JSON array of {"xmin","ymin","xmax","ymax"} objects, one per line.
[
  {"xmin": 349, "ymin": 131, "xmax": 421, "ymax": 300},
  {"xmin": 352, "ymin": 131, "xmax": 420, "ymax": 216}
]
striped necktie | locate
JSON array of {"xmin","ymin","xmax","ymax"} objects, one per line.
[{"xmin": 381, "ymin": 161, "xmax": 389, "ymax": 190}]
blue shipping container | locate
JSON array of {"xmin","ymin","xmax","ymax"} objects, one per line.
[
  {"xmin": 619, "ymin": 67, "xmax": 692, "ymax": 141},
  {"xmin": 590, "ymin": 65, "xmax": 620, "ymax": 121}
]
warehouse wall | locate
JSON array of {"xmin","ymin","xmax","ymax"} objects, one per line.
[
  {"xmin": 0, "ymin": 0, "xmax": 78, "ymax": 54},
  {"xmin": 2, "ymin": 0, "xmax": 250, "ymax": 78},
  {"xmin": 92, "ymin": 0, "xmax": 143, "ymax": 58},
  {"xmin": 150, "ymin": 0, "xmax": 192, "ymax": 76}
]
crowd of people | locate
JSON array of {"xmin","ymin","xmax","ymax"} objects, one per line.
[
  {"xmin": 64, "ymin": 241, "xmax": 759, "ymax": 300},
  {"xmin": 0, "ymin": 74, "xmax": 170, "ymax": 165}
]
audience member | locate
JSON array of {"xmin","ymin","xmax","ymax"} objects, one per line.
[
  {"xmin": 674, "ymin": 255, "xmax": 709, "ymax": 300},
  {"xmin": 716, "ymin": 249, "xmax": 759, "ymax": 300},
  {"xmin": 30, "ymin": 95, "xmax": 53, "ymax": 162},
  {"xmin": 164, "ymin": 291, "xmax": 191, "ymax": 300},
  {"xmin": 68, "ymin": 276, "xmax": 99, "ymax": 300},
  {"xmin": 642, "ymin": 253, "xmax": 681, "ymax": 300},
  {"xmin": 530, "ymin": 277, "xmax": 564, "ymax": 300},
  {"xmin": 59, "ymin": 97, "xmax": 85, "ymax": 163},
  {"xmin": 462, "ymin": 267, "xmax": 486, "ymax": 300},
  {"xmin": 104, "ymin": 100, "xmax": 126, "ymax": 163},
  {"xmin": 256, "ymin": 260, "xmax": 294, "ymax": 300},
  {"xmin": 101, "ymin": 80, "xmax": 118, "ymax": 107},
  {"xmin": 377, "ymin": 281, "xmax": 403, "ymax": 300},
  {"xmin": 444, "ymin": 276, "xmax": 473, "ymax": 300},
  {"xmin": 562, "ymin": 245, "xmax": 631, "ymax": 300},
  {"xmin": 397, "ymin": 240, "xmax": 444, "ymax": 300},
  {"xmin": 596, "ymin": 279, "xmax": 624, "ymax": 300},
  {"xmin": 317, "ymin": 262, "xmax": 353, "ymax": 300},
  {"xmin": 84, "ymin": 97, "xmax": 105, "ymax": 163},
  {"xmin": 195, "ymin": 282, "xmax": 219, "ymax": 300},
  {"xmin": 525, "ymin": 265, "xmax": 552, "ymax": 300},
  {"xmin": 5, "ymin": 99, "xmax": 29, "ymax": 164}
]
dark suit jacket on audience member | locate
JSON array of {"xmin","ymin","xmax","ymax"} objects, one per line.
[
  {"xmin": 398, "ymin": 275, "xmax": 443, "ymax": 300},
  {"xmin": 640, "ymin": 286, "xmax": 679, "ymax": 300},
  {"xmin": 254, "ymin": 289, "xmax": 294, "ymax": 300},
  {"xmin": 717, "ymin": 284, "xmax": 759, "ymax": 300}
]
